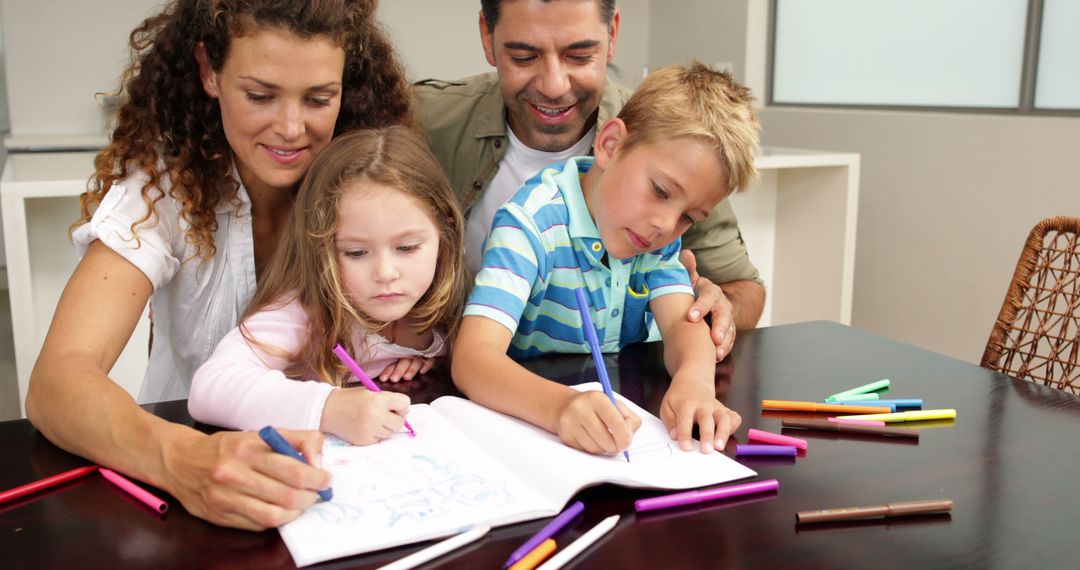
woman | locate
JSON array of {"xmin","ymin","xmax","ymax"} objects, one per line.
[{"xmin": 26, "ymin": 0, "xmax": 413, "ymax": 530}]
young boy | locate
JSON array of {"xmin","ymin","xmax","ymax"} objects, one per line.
[{"xmin": 451, "ymin": 62, "xmax": 760, "ymax": 457}]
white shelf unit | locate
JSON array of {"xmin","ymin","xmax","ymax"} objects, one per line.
[
  {"xmin": 2, "ymin": 152, "xmax": 149, "ymax": 417},
  {"xmin": 730, "ymin": 147, "xmax": 860, "ymax": 327}
]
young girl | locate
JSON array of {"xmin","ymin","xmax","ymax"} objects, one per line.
[{"xmin": 189, "ymin": 126, "xmax": 467, "ymax": 445}]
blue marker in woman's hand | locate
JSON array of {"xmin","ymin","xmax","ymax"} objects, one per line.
[{"xmin": 258, "ymin": 426, "xmax": 333, "ymax": 501}]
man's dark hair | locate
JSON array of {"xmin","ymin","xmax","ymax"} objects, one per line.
[{"xmin": 481, "ymin": 0, "xmax": 616, "ymax": 31}]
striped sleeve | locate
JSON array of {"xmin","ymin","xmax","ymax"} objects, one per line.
[
  {"xmin": 645, "ymin": 240, "xmax": 694, "ymax": 301},
  {"xmin": 464, "ymin": 204, "xmax": 546, "ymax": 334}
]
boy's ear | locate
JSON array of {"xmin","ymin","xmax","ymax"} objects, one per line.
[
  {"xmin": 195, "ymin": 42, "xmax": 220, "ymax": 98},
  {"xmin": 593, "ymin": 118, "xmax": 627, "ymax": 168},
  {"xmin": 479, "ymin": 11, "xmax": 497, "ymax": 67}
]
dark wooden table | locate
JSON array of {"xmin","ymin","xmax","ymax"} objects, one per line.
[{"xmin": 3, "ymin": 321, "xmax": 1079, "ymax": 569}]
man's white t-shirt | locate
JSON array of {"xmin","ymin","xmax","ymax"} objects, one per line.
[{"xmin": 464, "ymin": 125, "xmax": 595, "ymax": 274}]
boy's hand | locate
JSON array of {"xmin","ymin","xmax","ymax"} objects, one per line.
[
  {"xmin": 321, "ymin": 388, "xmax": 411, "ymax": 445},
  {"xmin": 660, "ymin": 379, "xmax": 742, "ymax": 453},
  {"xmin": 376, "ymin": 357, "xmax": 434, "ymax": 382},
  {"xmin": 556, "ymin": 391, "xmax": 642, "ymax": 456},
  {"xmin": 680, "ymin": 250, "xmax": 736, "ymax": 361}
]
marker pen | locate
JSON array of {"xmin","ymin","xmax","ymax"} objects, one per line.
[
  {"xmin": 797, "ymin": 499, "xmax": 954, "ymax": 523},
  {"xmin": 839, "ymin": 409, "xmax": 956, "ymax": 423},
  {"xmin": 781, "ymin": 419, "xmax": 919, "ymax": 439},
  {"xmin": 635, "ymin": 479, "xmax": 780, "ymax": 512}
]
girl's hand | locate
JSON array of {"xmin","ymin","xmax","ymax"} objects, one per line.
[
  {"xmin": 376, "ymin": 357, "xmax": 435, "ymax": 382},
  {"xmin": 660, "ymin": 380, "xmax": 741, "ymax": 453},
  {"xmin": 320, "ymin": 388, "xmax": 411, "ymax": 445},
  {"xmin": 555, "ymin": 391, "xmax": 641, "ymax": 456}
]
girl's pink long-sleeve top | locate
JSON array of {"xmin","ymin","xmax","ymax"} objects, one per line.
[{"xmin": 188, "ymin": 297, "xmax": 445, "ymax": 431}]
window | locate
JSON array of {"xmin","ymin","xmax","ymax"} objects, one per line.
[
  {"xmin": 1034, "ymin": 0, "xmax": 1080, "ymax": 110},
  {"xmin": 770, "ymin": 0, "xmax": 1079, "ymax": 114}
]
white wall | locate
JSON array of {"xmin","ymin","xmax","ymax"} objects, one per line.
[
  {"xmin": 1, "ymin": 0, "xmax": 158, "ymax": 137},
  {"xmin": 378, "ymin": 1, "xmax": 491, "ymax": 82},
  {"xmin": 648, "ymin": 0, "xmax": 748, "ymax": 79}
]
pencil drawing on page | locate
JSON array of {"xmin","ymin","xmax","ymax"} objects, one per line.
[{"xmin": 312, "ymin": 449, "xmax": 512, "ymax": 527}]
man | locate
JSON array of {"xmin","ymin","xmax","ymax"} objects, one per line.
[{"xmin": 416, "ymin": 0, "xmax": 764, "ymax": 360}]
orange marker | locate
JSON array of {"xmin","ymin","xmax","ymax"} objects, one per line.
[
  {"xmin": 508, "ymin": 538, "xmax": 557, "ymax": 570},
  {"xmin": 761, "ymin": 400, "xmax": 892, "ymax": 414}
]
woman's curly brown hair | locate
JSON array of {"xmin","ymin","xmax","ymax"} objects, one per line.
[{"xmin": 79, "ymin": 0, "xmax": 415, "ymax": 259}]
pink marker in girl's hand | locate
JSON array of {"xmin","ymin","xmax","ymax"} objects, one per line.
[{"xmin": 333, "ymin": 344, "xmax": 416, "ymax": 436}]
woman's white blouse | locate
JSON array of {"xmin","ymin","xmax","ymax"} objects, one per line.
[{"xmin": 72, "ymin": 169, "xmax": 257, "ymax": 403}]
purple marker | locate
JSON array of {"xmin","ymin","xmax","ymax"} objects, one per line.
[
  {"xmin": 736, "ymin": 444, "xmax": 798, "ymax": 457},
  {"xmin": 635, "ymin": 479, "xmax": 780, "ymax": 513},
  {"xmin": 504, "ymin": 500, "xmax": 584, "ymax": 568}
]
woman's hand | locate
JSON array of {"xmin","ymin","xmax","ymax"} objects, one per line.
[{"xmin": 162, "ymin": 429, "xmax": 332, "ymax": 530}]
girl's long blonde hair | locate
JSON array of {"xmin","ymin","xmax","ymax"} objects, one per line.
[{"xmin": 243, "ymin": 126, "xmax": 466, "ymax": 385}]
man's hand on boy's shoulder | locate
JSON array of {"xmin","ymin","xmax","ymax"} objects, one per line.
[
  {"xmin": 680, "ymin": 250, "xmax": 737, "ymax": 361},
  {"xmin": 660, "ymin": 379, "xmax": 742, "ymax": 454}
]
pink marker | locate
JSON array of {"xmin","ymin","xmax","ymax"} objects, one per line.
[
  {"xmin": 333, "ymin": 344, "xmax": 416, "ymax": 436},
  {"xmin": 748, "ymin": 428, "xmax": 808, "ymax": 450},
  {"xmin": 828, "ymin": 417, "xmax": 886, "ymax": 427},
  {"xmin": 99, "ymin": 468, "xmax": 168, "ymax": 513}
]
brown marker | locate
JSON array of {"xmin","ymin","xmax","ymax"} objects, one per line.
[
  {"xmin": 797, "ymin": 499, "xmax": 954, "ymax": 523},
  {"xmin": 781, "ymin": 418, "xmax": 919, "ymax": 438}
]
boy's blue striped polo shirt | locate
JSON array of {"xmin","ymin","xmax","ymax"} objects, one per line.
[{"xmin": 465, "ymin": 157, "xmax": 694, "ymax": 359}]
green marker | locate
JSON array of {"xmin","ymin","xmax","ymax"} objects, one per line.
[{"xmin": 824, "ymin": 379, "xmax": 890, "ymax": 402}]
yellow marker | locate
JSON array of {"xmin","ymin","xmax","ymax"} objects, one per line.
[
  {"xmin": 839, "ymin": 409, "xmax": 957, "ymax": 423},
  {"xmin": 509, "ymin": 538, "xmax": 557, "ymax": 570}
]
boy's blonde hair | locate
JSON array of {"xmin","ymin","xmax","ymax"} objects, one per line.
[
  {"xmin": 616, "ymin": 61, "xmax": 760, "ymax": 193},
  {"xmin": 243, "ymin": 126, "xmax": 467, "ymax": 386}
]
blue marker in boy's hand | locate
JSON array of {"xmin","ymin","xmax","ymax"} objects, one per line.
[
  {"xmin": 574, "ymin": 288, "xmax": 631, "ymax": 462},
  {"xmin": 258, "ymin": 426, "xmax": 333, "ymax": 501}
]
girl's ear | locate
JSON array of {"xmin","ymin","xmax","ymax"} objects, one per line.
[
  {"xmin": 195, "ymin": 42, "xmax": 220, "ymax": 99},
  {"xmin": 593, "ymin": 118, "xmax": 627, "ymax": 169}
]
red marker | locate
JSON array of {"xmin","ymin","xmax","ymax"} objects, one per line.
[{"xmin": 0, "ymin": 465, "xmax": 98, "ymax": 505}]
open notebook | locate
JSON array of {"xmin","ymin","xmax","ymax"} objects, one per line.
[{"xmin": 279, "ymin": 383, "xmax": 757, "ymax": 567}]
